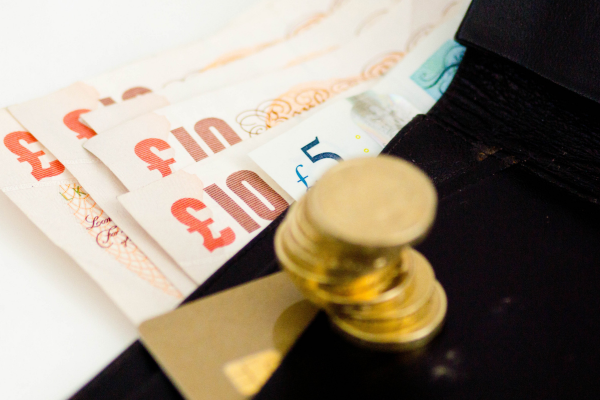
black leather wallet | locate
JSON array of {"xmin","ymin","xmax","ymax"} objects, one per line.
[{"xmin": 72, "ymin": 1, "xmax": 600, "ymax": 398}]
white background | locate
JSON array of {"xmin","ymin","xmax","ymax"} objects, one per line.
[{"xmin": 0, "ymin": 1, "xmax": 254, "ymax": 398}]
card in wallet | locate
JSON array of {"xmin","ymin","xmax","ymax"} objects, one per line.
[{"xmin": 139, "ymin": 272, "xmax": 317, "ymax": 399}]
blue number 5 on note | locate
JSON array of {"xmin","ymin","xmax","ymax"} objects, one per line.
[{"xmin": 410, "ymin": 40, "xmax": 465, "ymax": 101}]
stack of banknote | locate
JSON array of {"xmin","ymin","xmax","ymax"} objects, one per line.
[{"xmin": 0, "ymin": 0, "xmax": 470, "ymax": 324}]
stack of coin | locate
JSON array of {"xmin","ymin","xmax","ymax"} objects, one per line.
[{"xmin": 275, "ymin": 156, "xmax": 447, "ymax": 351}]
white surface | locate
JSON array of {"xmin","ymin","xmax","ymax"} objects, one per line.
[
  {"xmin": 0, "ymin": 1, "xmax": 255, "ymax": 399},
  {"xmin": 0, "ymin": 0, "xmax": 255, "ymax": 108}
]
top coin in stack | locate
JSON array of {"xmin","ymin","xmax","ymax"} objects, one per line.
[{"xmin": 305, "ymin": 155, "xmax": 437, "ymax": 249}]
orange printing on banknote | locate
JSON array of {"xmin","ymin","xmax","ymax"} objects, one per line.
[
  {"xmin": 58, "ymin": 182, "xmax": 182, "ymax": 298},
  {"xmin": 3, "ymin": 131, "xmax": 66, "ymax": 181},
  {"xmin": 197, "ymin": 0, "xmax": 346, "ymax": 74},
  {"xmin": 235, "ymin": 51, "xmax": 404, "ymax": 135},
  {"xmin": 283, "ymin": 46, "xmax": 340, "ymax": 69},
  {"xmin": 0, "ymin": 115, "xmax": 183, "ymax": 298},
  {"xmin": 135, "ymin": 51, "xmax": 404, "ymax": 163},
  {"xmin": 94, "ymin": 4, "xmax": 345, "ymax": 105},
  {"xmin": 54, "ymin": 183, "xmax": 182, "ymax": 298},
  {"xmin": 170, "ymin": 170, "xmax": 289, "ymax": 253},
  {"xmin": 63, "ymin": 109, "xmax": 97, "ymax": 139},
  {"xmin": 404, "ymin": 0, "xmax": 461, "ymax": 53}
]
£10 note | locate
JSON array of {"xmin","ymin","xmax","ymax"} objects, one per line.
[
  {"xmin": 0, "ymin": 109, "xmax": 184, "ymax": 324},
  {"xmin": 8, "ymin": 84, "xmax": 197, "ymax": 293},
  {"xmin": 249, "ymin": 5, "xmax": 468, "ymax": 200},
  {"xmin": 118, "ymin": 124, "xmax": 295, "ymax": 283}
]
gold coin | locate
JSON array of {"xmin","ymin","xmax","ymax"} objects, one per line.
[
  {"xmin": 297, "ymin": 190, "xmax": 408, "ymax": 268},
  {"xmin": 289, "ymin": 199, "xmax": 373, "ymax": 270},
  {"xmin": 284, "ymin": 212, "xmax": 337, "ymax": 272},
  {"xmin": 306, "ymin": 156, "xmax": 437, "ymax": 248},
  {"xmin": 330, "ymin": 282, "xmax": 447, "ymax": 351},
  {"xmin": 286, "ymin": 214, "xmax": 403, "ymax": 279},
  {"xmin": 330, "ymin": 247, "xmax": 434, "ymax": 320},
  {"xmin": 282, "ymin": 193, "xmax": 410, "ymax": 279},
  {"xmin": 280, "ymin": 224, "xmax": 324, "ymax": 270},
  {"xmin": 284, "ymin": 199, "xmax": 341, "ymax": 268},
  {"xmin": 290, "ymin": 197, "xmax": 324, "ymax": 246},
  {"xmin": 284, "ymin": 268, "xmax": 385, "ymax": 307},
  {"xmin": 278, "ymin": 226, "xmax": 345, "ymax": 281},
  {"xmin": 285, "ymin": 256, "xmax": 404, "ymax": 308},
  {"xmin": 280, "ymin": 211, "xmax": 402, "ymax": 283},
  {"xmin": 277, "ymin": 230, "xmax": 399, "ymax": 302}
]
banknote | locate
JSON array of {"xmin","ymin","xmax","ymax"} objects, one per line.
[
  {"xmin": 0, "ymin": 109, "xmax": 184, "ymax": 324},
  {"xmin": 81, "ymin": 0, "xmax": 434, "ymax": 133},
  {"xmin": 8, "ymin": 88, "xmax": 198, "ymax": 294},
  {"xmin": 118, "ymin": 122, "xmax": 295, "ymax": 283},
  {"xmin": 249, "ymin": 8, "xmax": 468, "ymax": 200},
  {"xmin": 66, "ymin": 0, "xmax": 346, "ymax": 134},
  {"xmin": 84, "ymin": 0, "xmax": 462, "ymax": 194}
]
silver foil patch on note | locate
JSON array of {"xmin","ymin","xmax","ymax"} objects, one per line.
[{"xmin": 349, "ymin": 91, "xmax": 419, "ymax": 146}]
